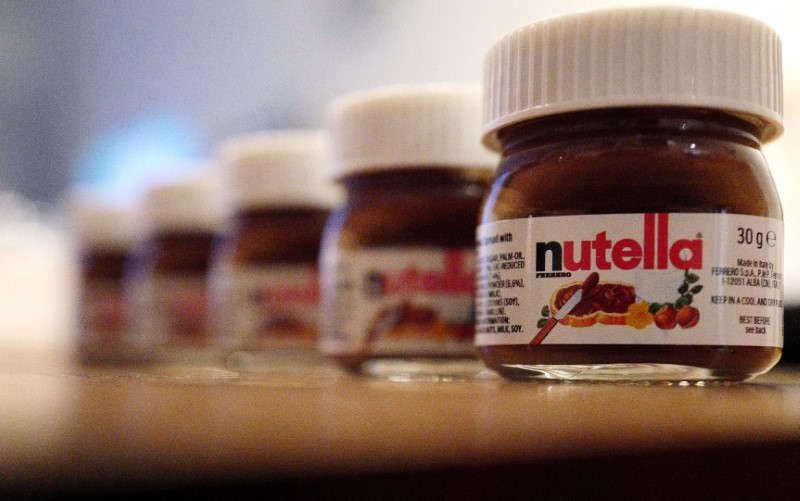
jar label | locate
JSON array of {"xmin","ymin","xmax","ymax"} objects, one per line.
[
  {"xmin": 319, "ymin": 247, "xmax": 477, "ymax": 355},
  {"xmin": 130, "ymin": 275, "xmax": 211, "ymax": 345},
  {"xmin": 216, "ymin": 264, "xmax": 320, "ymax": 348},
  {"xmin": 81, "ymin": 279, "xmax": 128, "ymax": 345},
  {"xmin": 475, "ymin": 213, "xmax": 783, "ymax": 347}
]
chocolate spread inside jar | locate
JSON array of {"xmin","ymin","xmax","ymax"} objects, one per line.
[{"xmin": 476, "ymin": 7, "xmax": 784, "ymax": 383}]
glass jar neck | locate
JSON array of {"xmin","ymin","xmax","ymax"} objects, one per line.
[
  {"xmin": 340, "ymin": 167, "xmax": 492, "ymax": 198},
  {"xmin": 235, "ymin": 206, "xmax": 331, "ymax": 223},
  {"xmin": 497, "ymin": 107, "xmax": 763, "ymax": 155}
]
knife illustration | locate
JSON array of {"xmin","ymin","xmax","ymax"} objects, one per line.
[{"xmin": 530, "ymin": 272, "xmax": 599, "ymax": 346}]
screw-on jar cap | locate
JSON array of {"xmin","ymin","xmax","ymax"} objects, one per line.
[
  {"xmin": 483, "ymin": 7, "xmax": 784, "ymax": 149},
  {"xmin": 216, "ymin": 130, "xmax": 340, "ymax": 209},
  {"xmin": 142, "ymin": 175, "xmax": 224, "ymax": 233},
  {"xmin": 326, "ymin": 83, "xmax": 498, "ymax": 179},
  {"xmin": 70, "ymin": 201, "xmax": 136, "ymax": 251}
]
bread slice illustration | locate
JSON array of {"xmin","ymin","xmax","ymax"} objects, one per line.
[
  {"xmin": 549, "ymin": 280, "xmax": 637, "ymax": 327},
  {"xmin": 367, "ymin": 302, "xmax": 454, "ymax": 342}
]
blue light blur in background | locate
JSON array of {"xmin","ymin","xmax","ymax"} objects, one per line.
[{"xmin": 73, "ymin": 114, "xmax": 205, "ymax": 206}]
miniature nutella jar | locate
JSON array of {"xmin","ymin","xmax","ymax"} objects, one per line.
[
  {"xmin": 72, "ymin": 201, "xmax": 139, "ymax": 363},
  {"xmin": 477, "ymin": 7, "xmax": 784, "ymax": 383},
  {"xmin": 319, "ymin": 84, "xmax": 497, "ymax": 377},
  {"xmin": 126, "ymin": 176, "xmax": 224, "ymax": 358},
  {"xmin": 212, "ymin": 130, "xmax": 337, "ymax": 354}
]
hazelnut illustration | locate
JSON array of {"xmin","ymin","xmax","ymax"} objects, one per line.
[
  {"xmin": 676, "ymin": 305, "xmax": 700, "ymax": 329},
  {"xmin": 653, "ymin": 304, "xmax": 678, "ymax": 330}
]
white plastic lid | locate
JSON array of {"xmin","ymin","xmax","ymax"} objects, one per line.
[
  {"xmin": 326, "ymin": 83, "xmax": 498, "ymax": 179},
  {"xmin": 216, "ymin": 129, "xmax": 339, "ymax": 209},
  {"xmin": 483, "ymin": 7, "xmax": 784, "ymax": 149},
  {"xmin": 142, "ymin": 176, "xmax": 224, "ymax": 233},
  {"xmin": 71, "ymin": 201, "xmax": 136, "ymax": 251}
]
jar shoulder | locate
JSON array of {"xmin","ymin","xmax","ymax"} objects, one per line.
[
  {"xmin": 325, "ymin": 187, "xmax": 487, "ymax": 248},
  {"xmin": 484, "ymin": 137, "xmax": 781, "ymax": 221}
]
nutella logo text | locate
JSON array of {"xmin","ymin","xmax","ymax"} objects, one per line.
[
  {"xmin": 260, "ymin": 273, "xmax": 320, "ymax": 305},
  {"xmin": 535, "ymin": 213, "xmax": 702, "ymax": 274},
  {"xmin": 364, "ymin": 250, "xmax": 474, "ymax": 297}
]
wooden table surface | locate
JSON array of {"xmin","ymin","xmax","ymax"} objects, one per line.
[{"xmin": 1, "ymin": 348, "xmax": 799, "ymax": 499}]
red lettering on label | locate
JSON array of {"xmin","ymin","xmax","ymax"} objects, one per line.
[
  {"xmin": 643, "ymin": 213, "xmax": 655, "ymax": 268},
  {"xmin": 559, "ymin": 213, "xmax": 702, "ymax": 271},
  {"xmin": 612, "ymin": 238, "xmax": 642, "ymax": 270},
  {"xmin": 564, "ymin": 240, "xmax": 591, "ymax": 270},
  {"xmin": 592, "ymin": 231, "xmax": 613, "ymax": 270},
  {"xmin": 261, "ymin": 273, "xmax": 320, "ymax": 305},
  {"xmin": 384, "ymin": 250, "xmax": 474, "ymax": 295},
  {"xmin": 657, "ymin": 212, "xmax": 669, "ymax": 269},
  {"xmin": 670, "ymin": 239, "xmax": 703, "ymax": 269}
]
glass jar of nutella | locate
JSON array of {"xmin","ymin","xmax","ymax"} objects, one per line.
[
  {"xmin": 211, "ymin": 130, "xmax": 338, "ymax": 363},
  {"xmin": 319, "ymin": 84, "xmax": 497, "ymax": 379},
  {"xmin": 126, "ymin": 175, "xmax": 224, "ymax": 361},
  {"xmin": 477, "ymin": 7, "xmax": 784, "ymax": 383},
  {"xmin": 71, "ymin": 200, "xmax": 139, "ymax": 363}
]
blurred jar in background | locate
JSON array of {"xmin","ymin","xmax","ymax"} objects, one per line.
[
  {"xmin": 211, "ymin": 130, "xmax": 338, "ymax": 366},
  {"xmin": 71, "ymin": 200, "xmax": 139, "ymax": 363},
  {"xmin": 318, "ymin": 83, "xmax": 498, "ymax": 379},
  {"xmin": 126, "ymin": 174, "xmax": 224, "ymax": 361}
]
